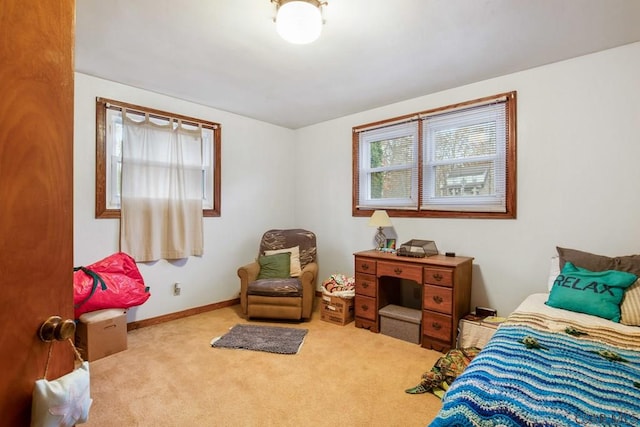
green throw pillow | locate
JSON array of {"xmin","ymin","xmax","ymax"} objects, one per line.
[
  {"xmin": 257, "ymin": 253, "xmax": 291, "ymax": 280},
  {"xmin": 546, "ymin": 262, "xmax": 637, "ymax": 322}
]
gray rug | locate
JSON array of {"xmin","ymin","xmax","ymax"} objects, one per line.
[{"xmin": 210, "ymin": 324, "xmax": 308, "ymax": 355}]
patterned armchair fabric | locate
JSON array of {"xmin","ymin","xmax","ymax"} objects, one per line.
[
  {"xmin": 259, "ymin": 229, "xmax": 317, "ymax": 268},
  {"xmin": 238, "ymin": 229, "xmax": 318, "ymax": 320}
]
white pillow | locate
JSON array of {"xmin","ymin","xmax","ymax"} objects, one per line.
[
  {"xmin": 547, "ymin": 256, "xmax": 560, "ymax": 291},
  {"xmin": 264, "ymin": 246, "xmax": 302, "ymax": 277}
]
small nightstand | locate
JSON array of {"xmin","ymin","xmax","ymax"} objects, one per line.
[{"xmin": 457, "ymin": 316, "xmax": 503, "ymax": 349}]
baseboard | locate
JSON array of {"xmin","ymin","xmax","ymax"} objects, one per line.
[{"xmin": 127, "ymin": 297, "xmax": 241, "ymax": 331}]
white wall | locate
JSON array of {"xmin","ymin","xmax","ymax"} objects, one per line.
[
  {"xmin": 74, "ymin": 73, "xmax": 297, "ymax": 322},
  {"xmin": 74, "ymin": 42, "xmax": 640, "ymax": 322},
  {"xmin": 296, "ymin": 42, "xmax": 640, "ymax": 317}
]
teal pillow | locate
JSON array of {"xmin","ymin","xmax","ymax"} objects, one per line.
[
  {"xmin": 546, "ymin": 262, "xmax": 637, "ymax": 322},
  {"xmin": 257, "ymin": 253, "xmax": 291, "ymax": 279}
]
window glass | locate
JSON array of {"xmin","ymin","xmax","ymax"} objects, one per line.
[
  {"xmin": 96, "ymin": 98, "xmax": 221, "ymax": 218},
  {"xmin": 353, "ymin": 92, "xmax": 516, "ymax": 218},
  {"xmin": 422, "ymin": 102, "xmax": 507, "ymax": 212},
  {"xmin": 358, "ymin": 122, "xmax": 418, "ymax": 208}
]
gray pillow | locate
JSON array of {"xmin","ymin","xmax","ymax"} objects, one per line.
[{"xmin": 557, "ymin": 246, "xmax": 640, "ymax": 276}]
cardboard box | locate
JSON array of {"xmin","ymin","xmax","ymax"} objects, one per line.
[
  {"xmin": 379, "ymin": 304, "xmax": 421, "ymax": 344},
  {"xmin": 320, "ymin": 294, "xmax": 354, "ymax": 326},
  {"xmin": 75, "ymin": 308, "xmax": 128, "ymax": 361}
]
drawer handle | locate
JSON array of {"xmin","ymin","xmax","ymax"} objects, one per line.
[
  {"xmin": 362, "ymin": 282, "xmax": 370, "ymax": 289},
  {"xmin": 432, "ymin": 273, "xmax": 443, "ymax": 281},
  {"xmin": 432, "ymin": 295, "xmax": 443, "ymax": 304},
  {"xmin": 432, "ymin": 322, "xmax": 442, "ymax": 330},
  {"xmin": 361, "ymin": 264, "xmax": 369, "ymax": 271},
  {"xmin": 394, "ymin": 267, "xmax": 403, "ymax": 275},
  {"xmin": 361, "ymin": 304, "xmax": 369, "ymax": 311}
]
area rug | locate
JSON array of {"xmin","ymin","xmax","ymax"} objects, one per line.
[{"xmin": 210, "ymin": 324, "xmax": 308, "ymax": 355}]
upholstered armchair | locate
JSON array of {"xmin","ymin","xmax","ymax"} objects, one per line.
[{"xmin": 237, "ymin": 229, "xmax": 318, "ymax": 320}]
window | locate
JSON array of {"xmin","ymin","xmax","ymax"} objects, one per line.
[
  {"xmin": 358, "ymin": 121, "xmax": 419, "ymax": 209},
  {"xmin": 95, "ymin": 98, "xmax": 221, "ymax": 218},
  {"xmin": 353, "ymin": 92, "xmax": 516, "ymax": 218}
]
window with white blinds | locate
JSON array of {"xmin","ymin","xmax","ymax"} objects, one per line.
[
  {"xmin": 422, "ymin": 101, "xmax": 507, "ymax": 212},
  {"xmin": 353, "ymin": 92, "xmax": 516, "ymax": 219},
  {"xmin": 358, "ymin": 122, "xmax": 419, "ymax": 209}
]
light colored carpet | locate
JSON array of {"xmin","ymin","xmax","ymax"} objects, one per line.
[{"xmin": 83, "ymin": 299, "xmax": 443, "ymax": 426}]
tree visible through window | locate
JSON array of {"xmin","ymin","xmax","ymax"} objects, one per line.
[
  {"xmin": 353, "ymin": 92, "xmax": 516, "ymax": 219},
  {"xmin": 362, "ymin": 122, "xmax": 418, "ymax": 207}
]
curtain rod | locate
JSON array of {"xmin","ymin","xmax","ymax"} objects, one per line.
[{"xmin": 102, "ymin": 99, "xmax": 218, "ymax": 130}]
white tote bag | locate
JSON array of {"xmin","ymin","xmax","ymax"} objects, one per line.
[{"xmin": 31, "ymin": 340, "xmax": 92, "ymax": 427}]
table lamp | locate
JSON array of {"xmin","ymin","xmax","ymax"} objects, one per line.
[{"xmin": 368, "ymin": 210, "xmax": 392, "ymax": 250}]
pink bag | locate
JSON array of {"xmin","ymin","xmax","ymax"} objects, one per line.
[{"xmin": 73, "ymin": 252, "xmax": 150, "ymax": 318}]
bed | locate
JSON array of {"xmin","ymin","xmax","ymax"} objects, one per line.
[{"xmin": 429, "ymin": 247, "xmax": 640, "ymax": 427}]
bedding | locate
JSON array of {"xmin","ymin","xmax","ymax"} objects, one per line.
[
  {"xmin": 429, "ymin": 293, "xmax": 640, "ymax": 427},
  {"xmin": 546, "ymin": 262, "xmax": 637, "ymax": 322},
  {"xmin": 556, "ymin": 246, "xmax": 640, "ymax": 326}
]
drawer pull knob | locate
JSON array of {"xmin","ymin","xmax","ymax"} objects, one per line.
[
  {"xmin": 361, "ymin": 264, "xmax": 369, "ymax": 271},
  {"xmin": 433, "ymin": 295, "xmax": 443, "ymax": 304},
  {"xmin": 433, "ymin": 273, "xmax": 443, "ymax": 281},
  {"xmin": 432, "ymin": 322, "xmax": 442, "ymax": 330},
  {"xmin": 394, "ymin": 267, "xmax": 403, "ymax": 275},
  {"xmin": 361, "ymin": 304, "xmax": 369, "ymax": 311},
  {"xmin": 362, "ymin": 282, "xmax": 369, "ymax": 288}
]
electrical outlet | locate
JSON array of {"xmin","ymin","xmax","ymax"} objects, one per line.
[{"xmin": 173, "ymin": 282, "xmax": 181, "ymax": 296}]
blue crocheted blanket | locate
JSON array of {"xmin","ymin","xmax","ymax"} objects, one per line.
[{"xmin": 430, "ymin": 311, "xmax": 640, "ymax": 427}]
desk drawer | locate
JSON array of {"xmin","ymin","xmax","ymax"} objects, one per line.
[
  {"xmin": 422, "ymin": 311, "xmax": 452, "ymax": 343},
  {"xmin": 424, "ymin": 267, "xmax": 454, "ymax": 287},
  {"xmin": 355, "ymin": 273, "xmax": 376, "ymax": 297},
  {"xmin": 355, "ymin": 295, "xmax": 377, "ymax": 321},
  {"xmin": 423, "ymin": 285, "xmax": 452, "ymax": 314},
  {"xmin": 378, "ymin": 261, "xmax": 422, "ymax": 283},
  {"xmin": 355, "ymin": 257, "xmax": 376, "ymax": 275}
]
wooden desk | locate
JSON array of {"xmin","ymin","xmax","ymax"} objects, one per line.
[{"xmin": 353, "ymin": 250, "xmax": 473, "ymax": 352}]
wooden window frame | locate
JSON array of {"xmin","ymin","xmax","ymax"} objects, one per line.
[
  {"xmin": 95, "ymin": 97, "xmax": 221, "ymax": 218},
  {"xmin": 352, "ymin": 91, "xmax": 517, "ymax": 219}
]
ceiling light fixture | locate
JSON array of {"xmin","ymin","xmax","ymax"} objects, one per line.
[{"xmin": 271, "ymin": 0, "xmax": 327, "ymax": 45}]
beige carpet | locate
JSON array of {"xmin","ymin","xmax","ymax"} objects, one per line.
[{"xmin": 84, "ymin": 299, "xmax": 443, "ymax": 426}]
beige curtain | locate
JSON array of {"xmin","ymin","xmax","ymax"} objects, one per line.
[{"xmin": 120, "ymin": 111, "xmax": 203, "ymax": 262}]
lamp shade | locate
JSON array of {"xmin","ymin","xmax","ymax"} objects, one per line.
[
  {"xmin": 368, "ymin": 210, "xmax": 392, "ymax": 228},
  {"xmin": 276, "ymin": 1, "xmax": 323, "ymax": 44}
]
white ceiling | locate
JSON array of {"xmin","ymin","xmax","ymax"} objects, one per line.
[{"xmin": 75, "ymin": 0, "xmax": 640, "ymax": 129}]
